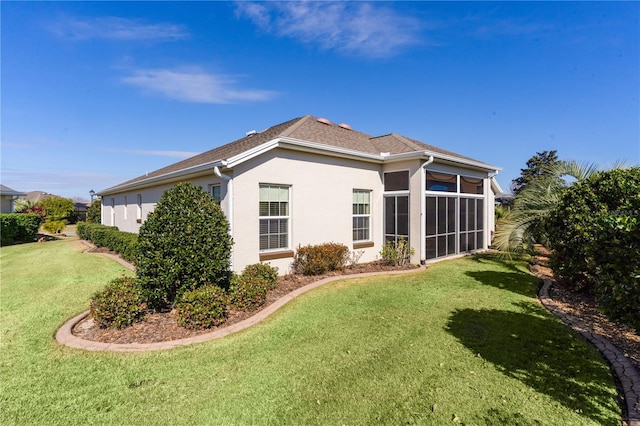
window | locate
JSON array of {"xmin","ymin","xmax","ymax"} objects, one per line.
[
  {"xmin": 136, "ymin": 194, "xmax": 142, "ymax": 222},
  {"xmin": 426, "ymin": 171, "xmax": 457, "ymax": 192},
  {"xmin": 259, "ymin": 184, "xmax": 289, "ymax": 251},
  {"xmin": 425, "ymin": 196, "xmax": 457, "ymax": 259},
  {"xmin": 110, "ymin": 197, "xmax": 115, "ymax": 226},
  {"xmin": 385, "ymin": 195, "xmax": 409, "ymax": 244},
  {"xmin": 384, "ymin": 171, "xmax": 409, "ymax": 191},
  {"xmin": 211, "ymin": 185, "xmax": 221, "ymax": 204},
  {"xmin": 353, "ymin": 190, "xmax": 371, "ymax": 241},
  {"xmin": 460, "ymin": 176, "xmax": 484, "ymax": 194}
]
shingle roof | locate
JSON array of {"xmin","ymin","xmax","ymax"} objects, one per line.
[
  {"xmin": 102, "ymin": 115, "xmax": 494, "ymax": 193},
  {"xmin": 0, "ymin": 185, "xmax": 26, "ymax": 196}
]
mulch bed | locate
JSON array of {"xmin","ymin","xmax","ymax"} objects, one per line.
[
  {"xmin": 531, "ymin": 246, "xmax": 640, "ymax": 372},
  {"xmin": 72, "ymin": 261, "xmax": 420, "ymax": 344}
]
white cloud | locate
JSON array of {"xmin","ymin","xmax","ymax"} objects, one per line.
[
  {"xmin": 48, "ymin": 16, "xmax": 188, "ymax": 41},
  {"xmin": 236, "ymin": 1, "xmax": 422, "ymax": 58},
  {"xmin": 121, "ymin": 68, "xmax": 277, "ymax": 104}
]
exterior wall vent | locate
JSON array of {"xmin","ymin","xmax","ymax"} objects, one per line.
[
  {"xmin": 316, "ymin": 117, "xmax": 331, "ymax": 125},
  {"xmin": 338, "ymin": 123, "xmax": 352, "ymax": 130}
]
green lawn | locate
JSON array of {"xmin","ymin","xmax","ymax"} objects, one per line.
[{"xmin": 0, "ymin": 239, "xmax": 620, "ymax": 425}]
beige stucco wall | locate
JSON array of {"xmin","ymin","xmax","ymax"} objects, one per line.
[
  {"xmin": 1, "ymin": 196, "xmax": 15, "ymax": 213},
  {"xmin": 101, "ymin": 174, "xmax": 229, "ymax": 234},
  {"xmin": 100, "ymin": 148, "xmax": 497, "ymax": 275},
  {"xmin": 231, "ymin": 148, "xmax": 384, "ymax": 273}
]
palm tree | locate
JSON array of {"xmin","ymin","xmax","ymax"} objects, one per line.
[{"xmin": 493, "ymin": 160, "xmax": 600, "ymax": 254}]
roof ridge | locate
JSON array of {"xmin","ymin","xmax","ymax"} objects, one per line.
[{"xmin": 278, "ymin": 115, "xmax": 314, "ymax": 138}]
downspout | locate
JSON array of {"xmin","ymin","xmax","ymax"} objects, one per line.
[
  {"xmin": 214, "ymin": 166, "xmax": 234, "ymax": 269},
  {"xmin": 487, "ymin": 170, "xmax": 499, "ymax": 249},
  {"xmin": 420, "ymin": 156, "xmax": 435, "ymax": 264}
]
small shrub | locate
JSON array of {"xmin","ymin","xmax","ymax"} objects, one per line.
[
  {"xmin": 380, "ymin": 238, "xmax": 414, "ymax": 266},
  {"xmin": 293, "ymin": 243, "xmax": 349, "ymax": 275},
  {"xmin": 90, "ymin": 276, "xmax": 147, "ymax": 329},
  {"xmin": 42, "ymin": 219, "xmax": 67, "ymax": 234},
  {"xmin": 242, "ymin": 263, "xmax": 279, "ymax": 290},
  {"xmin": 176, "ymin": 285, "xmax": 229, "ymax": 330},
  {"xmin": 229, "ymin": 274, "xmax": 269, "ymax": 311}
]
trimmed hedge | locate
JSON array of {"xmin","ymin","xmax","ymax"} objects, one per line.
[
  {"xmin": 176, "ymin": 285, "xmax": 229, "ymax": 330},
  {"xmin": 293, "ymin": 243, "xmax": 349, "ymax": 275},
  {"xmin": 77, "ymin": 222, "xmax": 138, "ymax": 263},
  {"xmin": 90, "ymin": 276, "xmax": 147, "ymax": 329},
  {"xmin": 0, "ymin": 213, "xmax": 41, "ymax": 246}
]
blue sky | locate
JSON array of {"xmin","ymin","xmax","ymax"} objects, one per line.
[{"xmin": 2, "ymin": 1, "xmax": 638, "ymax": 200}]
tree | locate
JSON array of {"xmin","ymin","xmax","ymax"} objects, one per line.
[
  {"xmin": 136, "ymin": 182, "xmax": 233, "ymax": 309},
  {"xmin": 39, "ymin": 195, "xmax": 76, "ymax": 233},
  {"xmin": 494, "ymin": 160, "xmax": 599, "ymax": 253},
  {"xmin": 86, "ymin": 199, "xmax": 102, "ymax": 224},
  {"xmin": 13, "ymin": 199, "xmax": 35, "ymax": 213},
  {"xmin": 511, "ymin": 150, "xmax": 560, "ymax": 196}
]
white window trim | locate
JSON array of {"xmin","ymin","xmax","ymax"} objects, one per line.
[
  {"xmin": 383, "ymin": 169, "xmax": 411, "ymax": 193},
  {"xmin": 258, "ymin": 183, "xmax": 291, "ymax": 252},
  {"xmin": 136, "ymin": 194, "xmax": 142, "ymax": 221},
  {"xmin": 352, "ymin": 189, "xmax": 372, "ymax": 242}
]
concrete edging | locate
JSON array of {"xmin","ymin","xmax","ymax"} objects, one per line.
[
  {"xmin": 538, "ymin": 277, "xmax": 640, "ymax": 425},
  {"xmin": 55, "ymin": 266, "xmax": 426, "ymax": 352}
]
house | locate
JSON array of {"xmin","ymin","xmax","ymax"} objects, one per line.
[
  {"xmin": 98, "ymin": 115, "xmax": 502, "ymax": 274},
  {"xmin": 0, "ymin": 185, "xmax": 26, "ymax": 213}
]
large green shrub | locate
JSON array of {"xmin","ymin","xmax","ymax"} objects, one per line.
[
  {"xmin": 547, "ymin": 167, "xmax": 640, "ymax": 329},
  {"xmin": 293, "ymin": 243, "xmax": 349, "ymax": 275},
  {"xmin": 77, "ymin": 222, "xmax": 138, "ymax": 263},
  {"xmin": 0, "ymin": 213, "xmax": 41, "ymax": 245},
  {"xmin": 136, "ymin": 182, "xmax": 233, "ymax": 309},
  {"xmin": 90, "ymin": 276, "xmax": 147, "ymax": 329},
  {"xmin": 176, "ymin": 285, "xmax": 229, "ymax": 330}
]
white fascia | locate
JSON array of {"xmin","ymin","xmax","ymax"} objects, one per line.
[
  {"xmin": 98, "ymin": 160, "xmax": 227, "ymax": 196},
  {"xmin": 420, "ymin": 150, "xmax": 501, "ymax": 173},
  {"xmin": 225, "ymin": 137, "xmax": 384, "ymax": 168}
]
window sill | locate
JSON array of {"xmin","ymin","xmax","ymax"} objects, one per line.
[
  {"xmin": 353, "ymin": 241, "xmax": 374, "ymax": 249},
  {"xmin": 259, "ymin": 250, "xmax": 294, "ymax": 261}
]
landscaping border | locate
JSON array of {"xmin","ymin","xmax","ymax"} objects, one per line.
[
  {"xmin": 56, "ymin": 266, "xmax": 425, "ymax": 352},
  {"xmin": 538, "ymin": 278, "xmax": 640, "ymax": 426}
]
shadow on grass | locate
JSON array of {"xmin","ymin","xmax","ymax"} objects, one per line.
[
  {"xmin": 465, "ymin": 255, "xmax": 541, "ymax": 298},
  {"xmin": 446, "ymin": 306, "xmax": 619, "ymax": 424}
]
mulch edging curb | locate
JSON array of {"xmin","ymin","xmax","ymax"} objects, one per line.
[
  {"xmin": 55, "ymin": 265, "xmax": 425, "ymax": 352},
  {"xmin": 538, "ymin": 277, "xmax": 640, "ymax": 425}
]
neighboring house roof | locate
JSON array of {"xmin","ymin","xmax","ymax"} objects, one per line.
[
  {"xmin": 0, "ymin": 185, "xmax": 26, "ymax": 197},
  {"xmin": 100, "ymin": 115, "xmax": 501, "ymax": 195},
  {"xmin": 22, "ymin": 191, "xmax": 49, "ymax": 202}
]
